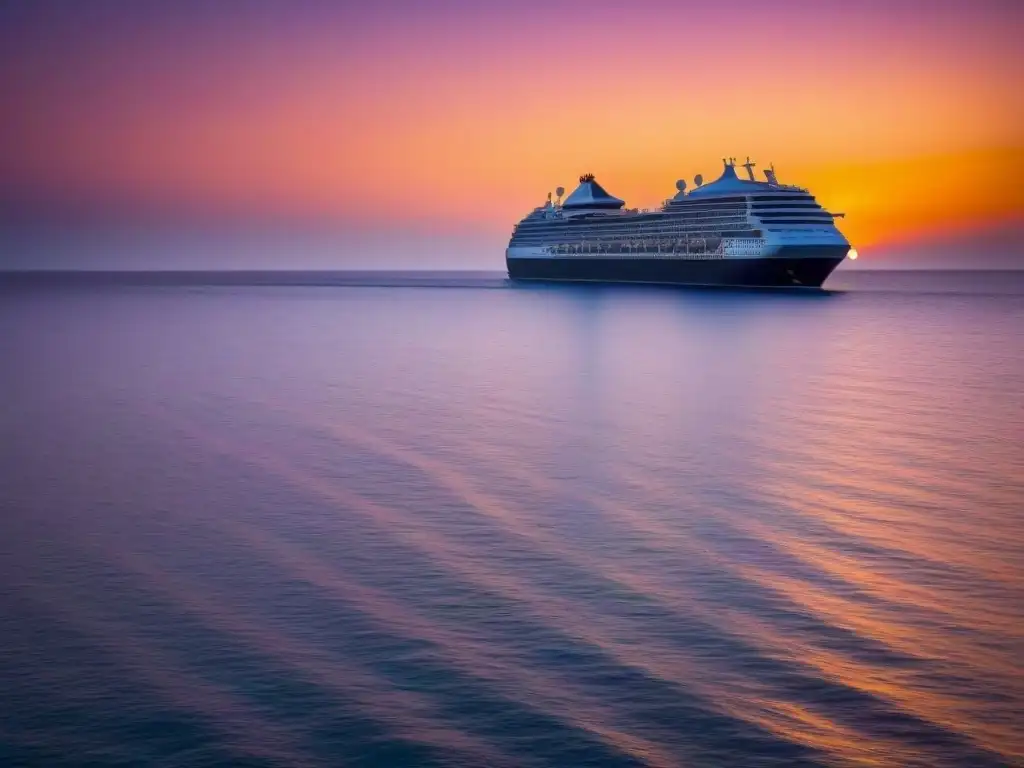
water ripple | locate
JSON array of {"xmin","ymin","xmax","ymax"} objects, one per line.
[{"xmin": 2, "ymin": 278, "xmax": 1022, "ymax": 766}]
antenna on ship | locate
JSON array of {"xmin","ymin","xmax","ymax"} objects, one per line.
[
  {"xmin": 676, "ymin": 179, "xmax": 687, "ymax": 192},
  {"xmin": 555, "ymin": 186, "xmax": 565, "ymax": 205},
  {"xmin": 742, "ymin": 156, "xmax": 756, "ymax": 181},
  {"xmin": 694, "ymin": 174, "xmax": 704, "ymax": 187},
  {"xmin": 764, "ymin": 163, "xmax": 779, "ymax": 186}
]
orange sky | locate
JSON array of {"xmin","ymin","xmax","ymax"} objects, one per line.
[{"xmin": 1, "ymin": 1, "xmax": 1021, "ymax": 264}]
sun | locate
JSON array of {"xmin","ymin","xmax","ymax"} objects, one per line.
[{"xmin": 847, "ymin": 248, "xmax": 859, "ymax": 260}]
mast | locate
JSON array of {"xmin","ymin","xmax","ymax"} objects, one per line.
[{"xmin": 742, "ymin": 156, "xmax": 756, "ymax": 181}]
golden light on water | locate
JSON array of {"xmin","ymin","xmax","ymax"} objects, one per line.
[{"xmin": 848, "ymin": 248, "xmax": 859, "ymax": 260}]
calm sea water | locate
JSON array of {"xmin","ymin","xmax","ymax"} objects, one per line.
[{"xmin": 2, "ymin": 271, "xmax": 1022, "ymax": 767}]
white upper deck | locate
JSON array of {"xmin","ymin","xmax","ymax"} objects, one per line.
[{"xmin": 519, "ymin": 157, "xmax": 826, "ymax": 225}]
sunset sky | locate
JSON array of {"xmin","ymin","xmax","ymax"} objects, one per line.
[{"xmin": 1, "ymin": 0, "xmax": 1021, "ymax": 268}]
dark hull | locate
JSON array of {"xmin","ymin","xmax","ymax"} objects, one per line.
[{"xmin": 507, "ymin": 248, "xmax": 847, "ymax": 288}]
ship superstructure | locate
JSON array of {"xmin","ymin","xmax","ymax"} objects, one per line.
[{"xmin": 506, "ymin": 158, "xmax": 852, "ymax": 287}]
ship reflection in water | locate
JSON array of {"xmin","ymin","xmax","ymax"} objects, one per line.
[{"xmin": 1, "ymin": 272, "xmax": 1022, "ymax": 767}]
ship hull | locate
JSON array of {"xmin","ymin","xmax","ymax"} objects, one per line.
[{"xmin": 506, "ymin": 246, "xmax": 848, "ymax": 288}]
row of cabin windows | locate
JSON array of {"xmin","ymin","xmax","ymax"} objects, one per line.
[
  {"xmin": 753, "ymin": 214, "xmax": 831, "ymax": 219},
  {"xmin": 513, "ymin": 226, "xmax": 751, "ymax": 240},
  {"xmin": 515, "ymin": 217, "xmax": 750, "ymax": 230},
  {"xmin": 667, "ymin": 196, "xmax": 750, "ymax": 202},
  {"xmin": 759, "ymin": 214, "xmax": 834, "ymax": 219},
  {"xmin": 665, "ymin": 200, "xmax": 749, "ymax": 208},
  {"xmin": 761, "ymin": 220, "xmax": 837, "ymax": 226},
  {"xmin": 512, "ymin": 229, "xmax": 763, "ymax": 243},
  {"xmin": 515, "ymin": 225, "xmax": 750, "ymax": 237},
  {"xmin": 516, "ymin": 222, "xmax": 750, "ymax": 234},
  {"xmin": 748, "ymin": 195, "xmax": 815, "ymax": 202},
  {"xmin": 750, "ymin": 203, "xmax": 822, "ymax": 211},
  {"xmin": 515, "ymin": 211, "xmax": 747, "ymax": 229},
  {"xmin": 538, "ymin": 239, "xmax": 727, "ymax": 249}
]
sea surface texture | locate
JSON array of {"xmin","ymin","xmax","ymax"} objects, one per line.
[{"xmin": 2, "ymin": 271, "xmax": 1022, "ymax": 767}]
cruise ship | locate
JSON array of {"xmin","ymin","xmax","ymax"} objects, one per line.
[{"xmin": 506, "ymin": 157, "xmax": 852, "ymax": 287}]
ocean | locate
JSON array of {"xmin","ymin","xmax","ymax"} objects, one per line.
[{"xmin": 2, "ymin": 270, "xmax": 1022, "ymax": 767}]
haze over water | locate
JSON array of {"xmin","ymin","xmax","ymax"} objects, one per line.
[{"xmin": 2, "ymin": 272, "xmax": 1022, "ymax": 767}]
